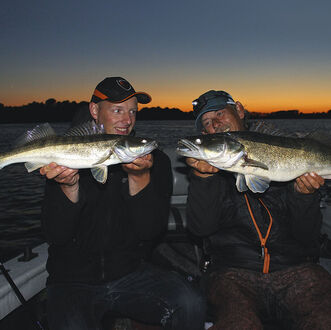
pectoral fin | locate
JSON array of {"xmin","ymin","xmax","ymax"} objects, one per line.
[
  {"xmin": 25, "ymin": 162, "xmax": 44, "ymax": 172},
  {"xmin": 236, "ymin": 174, "xmax": 248, "ymax": 192},
  {"xmin": 92, "ymin": 151, "xmax": 114, "ymax": 166},
  {"xmin": 91, "ymin": 166, "xmax": 108, "ymax": 184},
  {"xmin": 241, "ymin": 158, "xmax": 269, "ymax": 170},
  {"xmin": 245, "ymin": 175, "xmax": 271, "ymax": 193}
]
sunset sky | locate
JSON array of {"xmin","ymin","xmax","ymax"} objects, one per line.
[{"xmin": 1, "ymin": 0, "xmax": 330, "ymax": 113}]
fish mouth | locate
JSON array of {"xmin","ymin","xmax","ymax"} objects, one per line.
[
  {"xmin": 115, "ymin": 140, "xmax": 158, "ymax": 162},
  {"xmin": 176, "ymin": 139, "xmax": 200, "ymax": 156},
  {"xmin": 139, "ymin": 140, "xmax": 158, "ymax": 156}
]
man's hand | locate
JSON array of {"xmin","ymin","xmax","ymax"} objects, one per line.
[
  {"xmin": 122, "ymin": 154, "xmax": 153, "ymax": 174},
  {"xmin": 186, "ymin": 157, "xmax": 219, "ymax": 178},
  {"xmin": 40, "ymin": 163, "xmax": 80, "ymax": 202},
  {"xmin": 122, "ymin": 154, "xmax": 153, "ymax": 195},
  {"xmin": 294, "ymin": 172, "xmax": 324, "ymax": 194},
  {"xmin": 40, "ymin": 163, "xmax": 79, "ymax": 186}
]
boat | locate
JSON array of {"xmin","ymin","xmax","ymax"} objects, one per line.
[{"xmin": 0, "ymin": 147, "xmax": 330, "ymax": 330}]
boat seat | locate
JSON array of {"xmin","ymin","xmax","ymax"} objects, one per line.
[
  {"xmin": 0, "ymin": 243, "xmax": 48, "ymax": 321},
  {"xmin": 163, "ymin": 147, "xmax": 190, "ymax": 232}
]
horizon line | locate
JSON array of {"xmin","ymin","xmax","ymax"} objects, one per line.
[{"xmin": 1, "ymin": 99, "xmax": 331, "ymax": 114}]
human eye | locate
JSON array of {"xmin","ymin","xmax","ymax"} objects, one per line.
[
  {"xmin": 112, "ymin": 108, "xmax": 120, "ymax": 114},
  {"xmin": 129, "ymin": 109, "xmax": 137, "ymax": 116}
]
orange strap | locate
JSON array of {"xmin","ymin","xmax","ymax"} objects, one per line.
[{"xmin": 244, "ymin": 193, "xmax": 273, "ymax": 274}]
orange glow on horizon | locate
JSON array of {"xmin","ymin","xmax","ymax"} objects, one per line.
[
  {"xmin": 145, "ymin": 101, "xmax": 331, "ymax": 114},
  {"xmin": 2, "ymin": 94, "xmax": 330, "ymax": 114}
]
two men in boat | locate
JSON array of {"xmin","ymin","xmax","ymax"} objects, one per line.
[
  {"xmin": 184, "ymin": 90, "xmax": 331, "ymax": 329},
  {"xmin": 40, "ymin": 80, "xmax": 331, "ymax": 329},
  {"xmin": 40, "ymin": 77, "xmax": 205, "ymax": 330}
]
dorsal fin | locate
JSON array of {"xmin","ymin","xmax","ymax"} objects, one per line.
[
  {"xmin": 64, "ymin": 120, "xmax": 105, "ymax": 137},
  {"xmin": 301, "ymin": 130, "xmax": 331, "ymax": 146},
  {"xmin": 249, "ymin": 120, "xmax": 297, "ymax": 137},
  {"xmin": 14, "ymin": 123, "xmax": 56, "ymax": 147}
]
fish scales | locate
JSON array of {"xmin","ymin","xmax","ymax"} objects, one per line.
[
  {"xmin": 1, "ymin": 135, "xmax": 121, "ymax": 169},
  {"xmin": 231, "ymin": 132, "xmax": 331, "ymax": 181},
  {"xmin": 0, "ymin": 123, "xmax": 158, "ymax": 183},
  {"xmin": 176, "ymin": 131, "xmax": 331, "ymax": 193}
]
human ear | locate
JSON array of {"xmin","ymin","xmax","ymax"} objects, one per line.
[
  {"xmin": 235, "ymin": 101, "xmax": 245, "ymax": 119},
  {"xmin": 89, "ymin": 102, "xmax": 99, "ymax": 120}
]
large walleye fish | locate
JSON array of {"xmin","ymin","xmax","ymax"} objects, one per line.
[
  {"xmin": 0, "ymin": 121, "xmax": 157, "ymax": 184},
  {"xmin": 177, "ymin": 131, "xmax": 331, "ymax": 193}
]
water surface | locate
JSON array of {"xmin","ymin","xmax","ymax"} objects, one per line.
[{"xmin": 0, "ymin": 119, "xmax": 330, "ymax": 261}]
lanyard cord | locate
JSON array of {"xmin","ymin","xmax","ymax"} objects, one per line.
[{"xmin": 244, "ymin": 193, "xmax": 273, "ymax": 274}]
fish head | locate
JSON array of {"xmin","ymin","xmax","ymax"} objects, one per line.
[
  {"xmin": 176, "ymin": 133, "xmax": 245, "ymax": 168},
  {"xmin": 113, "ymin": 136, "xmax": 158, "ymax": 162}
]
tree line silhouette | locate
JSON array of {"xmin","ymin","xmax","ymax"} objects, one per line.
[{"xmin": 1, "ymin": 99, "xmax": 331, "ymax": 124}]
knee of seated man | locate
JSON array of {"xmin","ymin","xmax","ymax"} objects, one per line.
[{"xmin": 171, "ymin": 281, "xmax": 206, "ymax": 316}]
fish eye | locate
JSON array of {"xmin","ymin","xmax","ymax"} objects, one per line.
[{"xmin": 195, "ymin": 138, "xmax": 202, "ymax": 144}]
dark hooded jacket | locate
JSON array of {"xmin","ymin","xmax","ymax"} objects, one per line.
[
  {"xmin": 187, "ymin": 171, "xmax": 322, "ymax": 273},
  {"xmin": 42, "ymin": 149, "xmax": 172, "ymax": 284}
]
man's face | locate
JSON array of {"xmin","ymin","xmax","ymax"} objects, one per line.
[
  {"xmin": 201, "ymin": 104, "xmax": 245, "ymax": 134},
  {"xmin": 90, "ymin": 97, "xmax": 138, "ymax": 135}
]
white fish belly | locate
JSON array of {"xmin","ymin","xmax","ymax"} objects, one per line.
[
  {"xmin": 1, "ymin": 145, "xmax": 118, "ymax": 170},
  {"xmin": 230, "ymin": 162, "xmax": 330, "ymax": 182}
]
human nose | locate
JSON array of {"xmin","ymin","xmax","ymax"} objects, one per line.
[
  {"xmin": 212, "ymin": 118, "xmax": 222, "ymax": 130},
  {"xmin": 122, "ymin": 112, "xmax": 132, "ymax": 125}
]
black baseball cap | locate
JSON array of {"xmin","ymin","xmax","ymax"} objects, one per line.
[
  {"xmin": 192, "ymin": 90, "xmax": 235, "ymax": 131},
  {"xmin": 91, "ymin": 77, "xmax": 152, "ymax": 104}
]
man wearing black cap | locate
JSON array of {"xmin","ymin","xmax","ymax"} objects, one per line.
[
  {"xmin": 40, "ymin": 77, "xmax": 205, "ymax": 330},
  {"xmin": 184, "ymin": 90, "xmax": 331, "ymax": 329}
]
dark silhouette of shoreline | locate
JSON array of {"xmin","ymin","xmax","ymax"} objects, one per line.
[{"xmin": 1, "ymin": 99, "xmax": 331, "ymax": 124}]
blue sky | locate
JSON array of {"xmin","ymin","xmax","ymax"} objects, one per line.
[{"xmin": 1, "ymin": 0, "xmax": 330, "ymax": 112}]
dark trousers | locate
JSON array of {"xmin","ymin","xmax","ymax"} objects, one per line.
[
  {"xmin": 46, "ymin": 263, "xmax": 206, "ymax": 330},
  {"xmin": 206, "ymin": 262, "xmax": 331, "ymax": 330}
]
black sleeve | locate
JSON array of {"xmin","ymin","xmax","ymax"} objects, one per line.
[
  {"xmin": 41, "ymin": 173, "xmax": 92, "ymax": 245},
  {"xmin": 285, "ymin": 184, "xmax": 322, "ymax": 245},
  {"xmin": 186, "ymin": 171, "xmax": 232, "ymax": 236},
  {"xmin": 123, "ymin": 149, "xmax": 173, "ymax": 240}
]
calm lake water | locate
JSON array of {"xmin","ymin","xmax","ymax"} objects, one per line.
[{"xmin": 0, "ymin": 119, "xmax": 331, "ymax": 261}]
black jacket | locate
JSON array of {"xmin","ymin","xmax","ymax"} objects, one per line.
[
  {"xmin": 187, "ymin": 171, "xmax": 322, "ymax": 273},
  {"xmin": 42, "ymin": 149, "xmax": 172, "ymax": 284}
]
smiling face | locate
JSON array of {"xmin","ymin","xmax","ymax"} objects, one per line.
[
  {"xmin": 201, "ymin": 102, "xmax": 245, "ymax": 134},
  {"xmin": 89, "ymin": 97, "xmax": 138, "ymax": 135}
]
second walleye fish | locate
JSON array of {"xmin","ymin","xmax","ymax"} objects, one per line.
[
  {"xmin": 0, "ymin": 121, "xmax": 157, "ymax": 184},
  {"xmin": 177, "ymin": 131, "xmax": 331, "ymax": 193}
]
